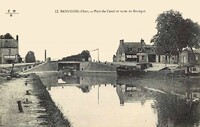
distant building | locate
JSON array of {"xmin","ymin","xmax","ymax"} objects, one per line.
[
  {"xmin": 113, "ymin": 39, "xmax": 156, "ymax": 63},
  {"xmin": 179, "ymin": 49, "xmax": 200, "ymax": 65},
  {"xmin": 0, "ymin": 34, "xmax": 21, "ymax": 64}
]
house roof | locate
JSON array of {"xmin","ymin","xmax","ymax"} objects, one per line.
[
  {"xmin": 144, "ymin": 45, "xmax": 156, "ymax": 54},
  {"xmin": 122, "ymin": 42, "xmax": 155, "ymax": 54},
  {"xmin": 116, "ymin": 39, "xmax": 156, "ymax": 55},
  {"xmin": 122, "ymin": 42, "xmax": 142, "ymax": 54},
  {"xmin": 0, "ymin": 39, "xmax": 18, "ymax": 48}
]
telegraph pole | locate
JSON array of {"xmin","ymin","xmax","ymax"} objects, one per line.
[
  {"xmin": 89, "ymin": 48, "xmax": 99, "ymax": 62},
  {"xmin": 97, "ymin": 48, "xmax": 99, "ymax": 62},
  {"xmin": 44, "ymin": 50, "xmax": 47, "ymax": 62}
]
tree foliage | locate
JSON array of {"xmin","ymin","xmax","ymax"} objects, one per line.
[
  {"xmin": 183, "ymin": 19, "xmax": 200, "ymax": 49},
  {"xmin": 61, "ymin": 50, "xmax": 91, "ymax": 61},
  {"xmin": 0, "ymin": 33, "xmax": 14, "ymax": 39},
  {"xmin": 25, "ymin": 51, "xmax": 36, "ymax": 63},
  {"xmin": 152, "ymin": 10, "xmax": 200, "ymax": 57}
]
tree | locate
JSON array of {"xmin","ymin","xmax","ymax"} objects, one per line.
[
  {"xmin": 152, "ymin": 10, "xmax": 184, "ymax": 56},
  {"xmin": 80, "ymin": 50, "xmax": 91, "ymax": 61},
  {"xmin": 0, "ymin": 33, "xmax": 14, "ymax": 39},
  {"xmin": 25, "ymin": 51, "xmax": 36, "ymax": 63},
  {"xmin": 61, "ymin": 50, "xmax": 91, "ymax": 61},
  {"xmin": 182, "ymin": 19, "xmax": 200, "ymax": 64},
  {"xmin": 152, "ymin": 10, "xmax": 200, "ymax": 63}
]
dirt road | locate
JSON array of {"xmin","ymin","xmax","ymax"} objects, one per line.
[{"xmin": 0, "ymin": 75, "xmax": 70, "ymax": 127}]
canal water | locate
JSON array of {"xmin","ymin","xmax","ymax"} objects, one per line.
[{"xmin": 41, "ymin": 73, "xmax": 200, "ymax": 127}]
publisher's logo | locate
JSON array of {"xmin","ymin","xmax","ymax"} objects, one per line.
[{"xmin": 6, "ymin": 9, "xmax": 19, "ymax": 17}]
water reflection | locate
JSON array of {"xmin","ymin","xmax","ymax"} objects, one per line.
[
  {"xmin": 156, "ymin": 93, "xmax": 200, "ymax": 127},
  {"xmin": 115, "ymin": 84, "xmax": 155, "ymax": 106},
  {"xmin": 39, "ymin": 73, "xmax": 200, "ymax": 127}
]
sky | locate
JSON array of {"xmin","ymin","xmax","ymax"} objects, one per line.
[{"xmin": 1, "ymin": 0, "xmax": 200, "ymax": 62}]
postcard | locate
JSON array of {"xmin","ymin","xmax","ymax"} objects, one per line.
[{"xmin": 1, "ymin": 0, "xmax": 200, "ymax": 127}]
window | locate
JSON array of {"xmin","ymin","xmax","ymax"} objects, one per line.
[
  {"xmin": 193, "ymin": 94, "xmax": 197, "ymax": 98},
  {"xmin": 8, "ymin": 49, "xmax": 11, "ymax": 55},
  {"xmin": 128, "ymin": 48, "xmax": 133, "ymax": 52},
  {"xmin": 142, "ymin": 55, "xmax": 145, "ymax": 60},
  {"xmin": 158, "ymin": 55, "xmax": 161, "ymax": 62},
  {"xmin": 193, "ymin": 67, "xmax": 196, "ymax": 71}
]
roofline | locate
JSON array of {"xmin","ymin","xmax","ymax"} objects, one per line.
[
  {"xmin": 0, "ymin": 38, "xmax": 16, "ymax": 40},
  {"xmin": 0, "ymin": 47, "xmax": 18, "ymax": 48}
]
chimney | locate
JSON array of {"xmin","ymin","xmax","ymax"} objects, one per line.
[
  {"xmin": 16, "ymin": 35, "xmax": 18, "ymax": 41},
  {"xmin": 120, "ymin": 39, "xmax": 124, "ymax": 45},
  {"xmin": 141, "ymin": 38, "xmax": 145, "ymax": 45}
]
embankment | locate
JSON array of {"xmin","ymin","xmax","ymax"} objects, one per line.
[
  {"xmin": 31, "ymin": 74, "xmax": 71, "ymax": 127},
  {"xmin": 23, "ymin": 62, "xmax": 58, "ymax": 73},
  {"xmin": 0, "ymin": 74, "xmax": 70, "ymax": 127},
  {"xmin": 80, "ymin": 62, "xmax": 117, "ymax": 71},
  {"xmin": 74, "ymin": 62, "xmax": 117, "ymax": 76}
]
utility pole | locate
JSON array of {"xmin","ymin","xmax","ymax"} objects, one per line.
[
  {"xmin": 90, "ymin": 48, "xmax": 99, "ymax": 62},
  {"xmin": 97, "ymin": 48, "xmax": 99, "ymax": 62},
  {"xmin": 44, "ymin": 50, "xmax": 47, "ymax": 62}
]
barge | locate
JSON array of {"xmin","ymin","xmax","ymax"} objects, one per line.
[{"xmin": 116, "ymin": 63, "xmax": 152, "ymax": 77}]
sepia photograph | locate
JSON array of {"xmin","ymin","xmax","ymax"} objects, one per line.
[{"xmin": 0, "ymin": 0, "xmax": 200, "ymax": 127}]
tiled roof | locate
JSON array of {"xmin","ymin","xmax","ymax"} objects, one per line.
[
  {"xmin": 144, "ymin": 45, "xmax": 156, "ymax": 54},
  {"xmin": 122, "ymin": 42, "xmax": 141, "ymax": 54},
  {"xmin": 0, "ymin": 39, "xmax": 18, "ymax": 48}
]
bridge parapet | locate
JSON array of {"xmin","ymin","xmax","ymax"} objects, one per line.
[{"xmin": 22, "ymin": 61, "xmax": 58, "ymax": 73}]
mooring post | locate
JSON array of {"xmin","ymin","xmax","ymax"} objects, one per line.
[
  {"xmin": 17, "ymin": 101, "xmax": 23, "ymax": 113},
  {"xmin": 26, "ymin": 90, "xmax": 31, "ymax": 95},
  {"xmin": 10, "ymin": 63, "xmax": 14, "ymax": 78}
]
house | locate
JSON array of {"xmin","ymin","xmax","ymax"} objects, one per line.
[
  {"xmin": 0, "ymin": 34, "xmax": 21, "ymax": 64},
  {"xmin": 179, "ymin": 49, "xmax": 200, "ymax": 65},
  {"xmin": 113, "ymin": 39, "xmax": 156, "ymax": 63}
]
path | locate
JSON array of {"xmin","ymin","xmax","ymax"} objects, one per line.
[{"xmin": 0, "ymin": 78, "xmax": 47, "ymax": 127}]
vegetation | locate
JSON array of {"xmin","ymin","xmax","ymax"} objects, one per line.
[
  {"xmin": 0, "ymin": 33, "xmax": 14, "ymax": 39},
  {"xmin": 61, "ymin": 50, "xmax": 91, "ymax": 61},
  {"xmin": 32, "ymin": 74, "xmax": 71, "ymax": 127},
  {"xmin": 151, "ymin": 10, "xmax": 200, "ymax": 63},
  {"xmin": 25, "ymin": 51, "xmax": 36, "ymax": 63}
]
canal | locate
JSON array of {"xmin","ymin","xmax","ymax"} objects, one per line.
[{"xmin": 40, "ymin": 73, "xmax": 200, "ymax": 127}]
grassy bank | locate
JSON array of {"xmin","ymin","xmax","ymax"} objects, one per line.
[
  {"xmin": 0, "ymin": 76, "xmax": 6, "ymax": 84},
  {"xmin": 31, "ymin": 74, "xmax": 71, "ymax": 127}
]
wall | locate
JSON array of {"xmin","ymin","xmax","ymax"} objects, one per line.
[
  {"xmin": 0, "ymin": 48, "xmax": 18, "ymax": 63},
  {"xmin": 137, "ymin": 53, "xmax": 148, "ymax": 62},
  {"xmin": 115, "ymin": 42, "xmax": 125, "ymax": 62},
  {"xmin": 23, "ymin": 61, "xmax": 58, "ymax": 72},
  {"xmin": 80, "ymin": 62, "xmax": 117, "ymax": 71},
  {"xmin": 0, "ymin": 39, "xmax": 19, "ymax": 64}
]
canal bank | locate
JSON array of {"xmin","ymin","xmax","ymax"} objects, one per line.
[{"xmin": 0, "ymin": 74, "xmax": 70, "ymax": 127}]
